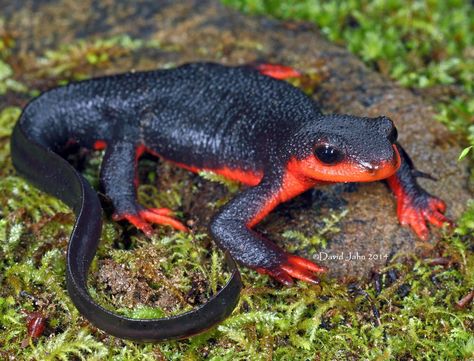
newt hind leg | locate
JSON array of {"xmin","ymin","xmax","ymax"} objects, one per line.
[
  {"xmin": 252, "ymin": 63, "xmax": 301, "ymax": 80},
  {"xmin": 100, "ymin": 141, "xmax": 188, "ymax": 235}
]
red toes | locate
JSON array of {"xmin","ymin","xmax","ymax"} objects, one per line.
[
  {"xmin": 257, "ymin": 254, "xmax": 326, "ymax": 286},
  {"xmin": 139, "ymin": 209, "xmax": 189, "ymax": 232},
  {"xmin": 257, "ymin": 267, "xmax": 294, "ymax": 286},
  {"xmin": 430, "ymin": 198, "xmax": 446, "ymax": 213},
  {"xmin": 397, "ymin": 195, "xmax": 452, "ymax": 241},
  {"xmin": 399, "ymin": 205, "xmax": 428, "ymax": 240},
  {"xmin": 410, "ymin": 214, "xmax": 429, "ymax": 241},
  {"xmin": 147, "ymin": 207, "xmax": 174, "ymax": 216},
  {"xmin": 424, "ymin": 209, "xmax": 452, "ymax": 228},
  {"xmin": 287, "ymin": 255, "xmax": 327, "ymax": 273},
  {"xmin": 112, "ymin": 208, "xmax": 188, "ymax": 235},
  {"xmin": 280, "ymin": 265, "xmax": 321, "ymax": 285},
  {"xmin": 113, "ymin": 213, "xmax": 154, "ymax": 237}
]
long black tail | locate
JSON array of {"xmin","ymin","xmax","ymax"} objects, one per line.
[{"xmin": 10, "ymin": 119, "xmax": 242, "ymax": 342}]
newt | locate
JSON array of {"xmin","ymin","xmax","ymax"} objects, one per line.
[{"xmin": 10, "ymin": 62, "xmax": 451, "ymax": 341}]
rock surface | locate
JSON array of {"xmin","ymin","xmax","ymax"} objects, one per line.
[{"xmin": 2, "ymin": 0, "xmax": 471, "ymax": 278}]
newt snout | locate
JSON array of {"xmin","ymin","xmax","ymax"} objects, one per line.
[
  {"xmin": 359, "ymin": 144, "xmax": 401, "ymax": 180},
  {"xmin": 356, "ymin": 117, "xmax": 401, "ymax": 180},
  {"xmin": 376, "ymin": 116, "xmax": 398, "ymax": 144}
]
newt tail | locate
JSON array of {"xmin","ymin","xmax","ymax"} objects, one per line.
[{"xmin": 10, "ymin": 121, "xmax": 242, "ymax": 342}]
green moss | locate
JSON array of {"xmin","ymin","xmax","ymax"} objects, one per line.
[
  {"xmin": 39, "ymin": 35, "xmax": 146, "ymax": 80},
  {"xmin": 198, "ymin": 171, "xmax": 241, "ymax": 194},
  {"xmin": 0, "ymin": 107, "xmax": 21, "ymax": 137},
  {"xmin": 223, "ymin": 1, "xmax": 473, "ymax": 88},
  {"xmin": 29, "ymin": 329, "xmax": 109, "ymax": 360},
  {"xmin": 0, "ymin": 61, "xmax": 27, "ymax": 94},
  {"xmin": 282, "ymin": 209, "xmax": 348, "ymax": 251}
]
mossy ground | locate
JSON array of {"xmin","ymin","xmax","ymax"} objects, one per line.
[{"xmin": 0, "ymin": 1, "xmax": 473, "ymax": 360}]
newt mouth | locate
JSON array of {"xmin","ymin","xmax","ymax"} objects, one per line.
[
  {"xmin": 356, "ymin": 144, "xmax": 401, "ymax": 181},
  {"xmin": 360, "ymin": 145, "xmax": 401, "ymax": 182}
]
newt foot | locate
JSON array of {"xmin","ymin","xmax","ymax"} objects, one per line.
[
  {"xmin": 257, "ymin": 254, "xmax": 326, "ymax": 286},
  {"xmin": 397, "ymin": 192, "xmax": 453, "ymax": 240},
  {"xmin": 254, "ymin": 63, "xmax": 301, "ymax": 80},
  {"xmin": 113, "ymin": 207, "xmax": 188, "ymax": 236}
]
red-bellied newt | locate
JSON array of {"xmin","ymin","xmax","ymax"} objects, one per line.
[{"xmin": 10, "ymin": 62, "xmax": 451, "ymax": 341}]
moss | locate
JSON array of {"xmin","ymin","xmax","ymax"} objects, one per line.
[
  {"xmin": 35, "ymin": 35, "xmax": 146, "ymax": 81},
  {"xmin": 282, "ymin": 209, "xmax": 348, "ymax": 251},
  {"xmin": 0, "ymin": 60, "xmax": 27, "ymax": 95}
]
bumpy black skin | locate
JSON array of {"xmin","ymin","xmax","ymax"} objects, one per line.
[{"xmin": 10, "ymin": 62, "xmax": 435, "ymax": 341}]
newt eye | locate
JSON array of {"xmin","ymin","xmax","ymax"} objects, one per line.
[{"xmin": 314, "ymin": 145, "xmax": 344, "ymax": 165}]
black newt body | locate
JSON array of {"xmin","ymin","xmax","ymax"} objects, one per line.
[{"xmin": 10, "ymin": 62, "xmax": 451, "ymax": 341}]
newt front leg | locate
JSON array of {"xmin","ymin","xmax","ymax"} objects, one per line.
[
  {"xmin": 210, "ymin": 173, "xmax": 326, "ymax": 286},
  {"xmin": 387, "ymin": 143, "xmax": 452, "ymax": 240}
]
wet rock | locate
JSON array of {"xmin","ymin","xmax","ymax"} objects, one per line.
[{"xmin": 1, "ymin": 0, "xmax": 470, "ymax": 278}]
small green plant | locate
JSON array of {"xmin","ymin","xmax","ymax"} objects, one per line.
[
  {"xmin": 459, "ymin": 146, "xmax": 473, "ymax": 161},
  {"xmin": 0, "ymin": 60, "xmax": 27, "ymax": 94},
  {"xmin": 282, "ymin": 209, "xmax": 348, "ymax": 250},
  {"xmin": 198, "ymin": 170, "xmax": 241, "ymax": 193},
  {"xmin": 29, "ymin": 329, "xmax": 108, "ymax": 360}
]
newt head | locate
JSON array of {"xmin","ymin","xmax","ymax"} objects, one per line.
[{"xmin": 287, "ymin": 115, "xmax": 401, "ymax": 183}]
